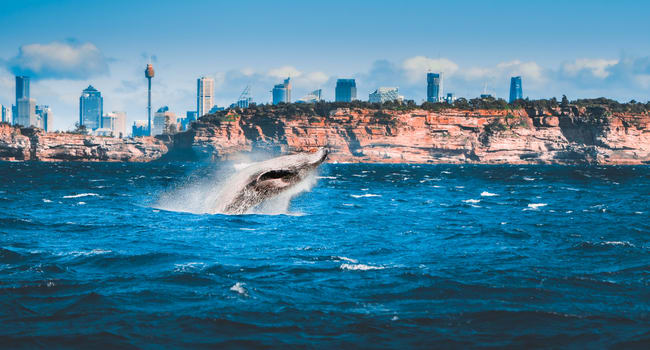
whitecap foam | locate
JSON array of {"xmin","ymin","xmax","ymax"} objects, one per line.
[
  {"xmin": 602, "ymin": 241, "xmax": 634, "ymax": 247},
  {"xmin": 350, "ymin": 194, "xmax": 381, "ymax": 198},
  {"xmin": 63, "ymin": 193, "xmax": 99, "ymax": 199},
  {"xmin": 59, "ymin": 249, "xmax": 111, "ymax": 257},
  {"xmin": 230, "ymin": 282, "xmax": 247, "ymax": 295},
  {"xmin": 42, "ymin": 199, "xmax": 52, "ymax": 203},
  {"xmin": 526, "ymin": 203, "xmax": 547, "ymax": 210},
  {"xmin": 523, "ymin": 177, "xmax": 536, "ymax": 181},
  {"xmin": 480, "ymin": 191, "xmax": 498, "ymax": 197},
  {"xmin": 463, "ymin": 199, "xmax": 481, "ymax": 204},
  {"xmin": 340, "ymin": 263, "xmax": 384, "ymax": 271},
  {"xmin": 334, "ymin": 256, "xmax": 358, "ymax": 263}
]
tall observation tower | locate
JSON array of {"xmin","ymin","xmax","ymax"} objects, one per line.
[{"xmin": 144, "ymin": 63, "xmax": 155, "ymax": 136}]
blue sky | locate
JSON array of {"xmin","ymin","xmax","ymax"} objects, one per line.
[{"xmin": 1, "ymin": 0, "xmax": 649, "ymax": 130}]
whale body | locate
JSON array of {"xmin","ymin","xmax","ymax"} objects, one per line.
[{"xmin": 213, "ymin": 148, "xmax": 328, "ymax": 214}]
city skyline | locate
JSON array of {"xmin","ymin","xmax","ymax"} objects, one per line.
[{"xmin": 1, "ymin": 0, "xmax": 649, "ymax": 130}]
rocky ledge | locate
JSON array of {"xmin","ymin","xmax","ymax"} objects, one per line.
[
  {"xmin": 169, "ymin": 102, "xmax": 650, "ymax": 165},
  {"xmin": 0, "ymin": 124, "xmax": 167, "ymax": 162}
]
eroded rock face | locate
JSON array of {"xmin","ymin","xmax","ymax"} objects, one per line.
[
  {"xmin": 0, "ymin": 125, "xmax": 167, "ymax": 162},
  {"xmin": 173, "ymin": 107, "xmax": 650, "ymax": 165}
]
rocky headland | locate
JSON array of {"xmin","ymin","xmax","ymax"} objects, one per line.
[
  {"xmin": 170, "ymin": 100, "xmax": 650, "ymax": 165},
  {"xmin": 0, "ymin": 124, "xmax": 167, "ymax": 162},
  {"xmin": 1, "ymin": 98, "xmax": 649, "ymax": 164}
]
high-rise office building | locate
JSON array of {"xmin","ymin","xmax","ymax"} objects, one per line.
[
  {"xmin": 102, "ymin": 111, "xmax": 127, "ymax": 137},
  {"xmin": 15, "ymin": 76, "xmax": 30, "ymax": 105},
  {"xmin": 427, "ymin": 73, "xmax": 443, "ymax": 102},
  {"xmin": 335, "ymin": 79, "xmax": 357, "ymax": 102},
  {"xmin": 197, "ymin": 77, "xmax": 214, "ymax": 117},
  {"xmin": 15, "ymin": 97, "xmax": 37, "ymax": 127},
  {"xmin": 35, "ymin": 105, "xmax": 51, "ymax": 131},
  {"xmin": 369, "ymin": 87, "xmax": 401, "ymax": 103},
  {"xmin": 152, "ymin": 106, "xmax": 177, "ymax": 136},
  {"xmin": 79, "ymin": 85, "xmax": 103, "ymax": 130},
  {"xmin": 272, "ymin": 77, "xmax": 291, "ymax": 105},
  {"xmin": 509, "ymin": 76, "xmax": 523, "ymax": 103},
  {"xmin": 1, "ymin": 105, "xmax": 11, "ymax": 124},
  {"xmin": 180, "ymin": 111, "xmax": 198, "ymax": 131}
]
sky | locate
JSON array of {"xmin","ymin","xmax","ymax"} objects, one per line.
[{"xmin": 1, "ymin": 0, "xmax": 649, "ymax": 131}]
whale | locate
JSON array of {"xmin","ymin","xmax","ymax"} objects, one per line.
[{"xmin": 213, "ymin": 148, "xmax": 328, "ymax": 214}]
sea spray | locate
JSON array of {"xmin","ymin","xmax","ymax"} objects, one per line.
[{"xmin": 154, "ymin": 150, "xmax": 324, "ymax": 215}]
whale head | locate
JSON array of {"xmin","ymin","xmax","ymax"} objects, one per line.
[{"xmin": 215, "ymin": 148, "xmax": 328, "ymax": 214}]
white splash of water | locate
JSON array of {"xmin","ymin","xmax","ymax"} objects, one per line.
[{"xmin": 154, "ymin": 153, "xmax": 320, "ymax": 215}]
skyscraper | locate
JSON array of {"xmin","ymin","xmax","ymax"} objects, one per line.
[
  {"xmin": 427, "ymin": 72, "xmax": 443, "ymax": 102},
  {"xmin": 16, "ymin": 97, "xmax": 37, "ymax": 127},
  {"xmin": 35, "ymin": 105, "xmax": 51, "ymax": 131},
  {"xmin": 509, "ymin": 76, "xmax": 523, "ymax": 103},
  {"xmin": 335, "ymin": 79, "xmax": 357, "ymax": 102},
  {"xmin": 102, "ymin": 111, "xmax": 127, "ymax": 137},
  {"xmin": 79, "ymin": 85, "xmax": 103, "ymax": 130},
  {"xmin": 1, "ymin": 105, "xmax": 11, "ymax": 124},
  {"xmin": 15, "ymin": 76, "xmax": 30, "ymax": 106},
  {"xmin": 272, "ymin": 77, "xmax": 291, "ymax": 105},
  {"xmin": 197, "ymin": 77, "xmax": 214, "ymax": 117},
  {"xmin": 152, "ymin": 106, "xmax": 177, "ymax": 136},
  {"xmin": 145, "ymin": 63, "xmax": 155, "ymax": 136}
]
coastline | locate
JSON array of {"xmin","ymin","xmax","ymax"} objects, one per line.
[{"xmin": 2, "ymin": 103, "xmax": 649, "ymax": 165}]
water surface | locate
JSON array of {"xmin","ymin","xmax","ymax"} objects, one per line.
[{"xmin": 0, "ymin": 162, "xmax": 648, "ymax": 348}]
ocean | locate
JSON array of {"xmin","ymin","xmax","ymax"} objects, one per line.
[{"xmin": 0, "ymin": 161, "xmax": 648, "ymax": 349}]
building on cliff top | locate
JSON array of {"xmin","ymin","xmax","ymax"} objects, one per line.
[
  {"xmin": 197, "ymin": 76, "xmax": 214, "ymax": 118},
  {"xmin": 153, "ymin": 106, "xmax": 179, "ymax": 136},
  {"xmin": 297, "ymin": 89, "xmax": 322, "ymax": 103},
  {"xmin": 509, "ymin": 76, "xmax": 523, "ymax": 103},
  {"xmin": 102, "ymin": 111, "xmax": 127, "ymax": 138},
  {"xmin": 427, "ymin": 73, "xmax": 443, "ymax": 102},
  {"xmin": 272, "ymin": 77, "xmax": 291, "ymax": 105},
  {"xmin": 1, "ymin": 105, "xmax": 11, "ymax": 124},
  {"xmin": 80, "ymin": 85, "xmax": 103, "ymax": 130},
  {"xmin": 335, "ymin": 79, "xmax": 357, "ymax": 102},
  {"xmin": 132, "ymin": 120, "xmax": 148, "ymax": 137},
  {"xmin": 369, "ymin": 87, "xmax": 403, "ymax": 103},
  {"xmin": 35, "ymin": 105, "xmax": 51, "ymax": 131}
]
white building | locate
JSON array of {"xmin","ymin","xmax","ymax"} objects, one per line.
[
  {"xmin": 16, "ymin": 97, "xmax": 37, "ymax": 127},
  {"xmin": 1, "ymin": 105, "xmax": 11, "ymax": 124},
  {"xmin": 197, "ymin": 76, "xmax": 214, "ymax": 117},
  {"xmin": 152, "ymin": 106, "xmax": 178, "ymax": 136},
  {"xmin": 297, "ymin": 89, "xmax": 322, "ymax": 103},
  {"xmin": 102, "ymin": 111, "xmax": 127, "ymax": 137},
  {"xmin": 35, "ymin": 105, "xmax": 52, "ymax": 131},
  {"xmin": 369, "ymin": 87, "xmax": 403, "ymax": 103}
]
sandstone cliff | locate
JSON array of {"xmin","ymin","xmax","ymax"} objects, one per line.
[
  {"xmin": 0, "ymin": 124, "xmax": 167, "ymax": 162},
  {"xmin": 171, "ymin": 104, "xmax": 650, "ymax": 165}
]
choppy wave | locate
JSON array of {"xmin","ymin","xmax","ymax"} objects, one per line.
[
  {"xmin": 1, "ymin": 162, "xmax": 648, "ymax": 348},
  {"xmin": 62, "ymin": 193, "xmax": 99, "ymax": 199}
]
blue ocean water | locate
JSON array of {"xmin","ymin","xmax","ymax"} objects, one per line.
[{"xmin": 0, "ymin": 161, "xmax": 648, "ymax": 349}]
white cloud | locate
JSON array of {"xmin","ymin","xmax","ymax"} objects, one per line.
[
  {"xmin": 402, "ymin": 56, "xmax": 459, "ymax": 83},
  {"xmin": 560, "ymin": 58, "xmax": 618, "ymax": 79},
  {"xmin": 464, "ymin": 60, "xmax": 543, "ymax": 83},
  {"xmin": 267, "ymin": 66, "xmax": 302, "ymax": 79},
  {"xmin": 7, "ymin": 41, "xmax": 109, "ymax": 80}
]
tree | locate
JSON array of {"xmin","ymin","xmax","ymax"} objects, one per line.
[{"xmin": 71, "ymin": 122, "xmax": 88, "ymax": 135}]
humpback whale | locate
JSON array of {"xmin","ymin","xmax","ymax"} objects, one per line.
[{"xmin": 213, "ymin": 148, "xmax": 328, "ymax": 214}]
